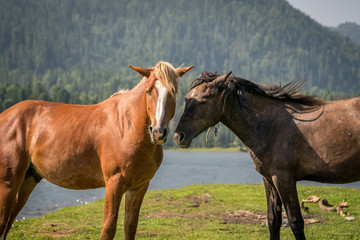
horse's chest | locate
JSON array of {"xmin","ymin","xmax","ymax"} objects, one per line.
[
  {"xmin": 121, "ymin": 154, "xmax": 162, "ymax": 187},
  {"xmin": 128, "ymin": 157, "xmax": 160, "ymax": 175},
  {"xmin": 247, "ymin": 148, "xmax": 264, "ymax": 174}
]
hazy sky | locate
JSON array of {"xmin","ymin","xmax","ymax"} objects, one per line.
[{"xmin": 287, "ymin": 0, "xmax": 360, "ymax": 27}]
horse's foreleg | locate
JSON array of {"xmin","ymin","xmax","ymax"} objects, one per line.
[
  {"xmin": 263, "ymin": 177, "xmax": 282, "ymax": 240},
  {"xmin": 124, "ymin": 182, "xmax": 149, "ymax": 240},
  {"xmin": 101, "ymin": 173, "xmax": 126, "ymax": 240},
  {"xmin": 4, "ymin": 175, "xmax": 37, "ymax": 239},
  {"xmin": 272, "ymin": 175, "xmax": 305, "ymax": 240}
]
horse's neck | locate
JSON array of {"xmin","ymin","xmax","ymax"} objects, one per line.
[
  {"xmin": 220, "ymin": 95, "xmax": 251, "ymax": 144},
  {"xmin": 221, "ymin": 92, "xmax": 281, "ymax": 147},
  {"xmin": 110, "ymin": 81, "xmax": 151, "ymax": 140},
  {"xmin": 126, "ymin": 83, "xmax": 148, "ymax": 119}
]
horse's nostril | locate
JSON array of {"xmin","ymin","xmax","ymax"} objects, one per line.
[{"xmin": 179, "ymin": 131, "xmax": 185, "ymax": 142}]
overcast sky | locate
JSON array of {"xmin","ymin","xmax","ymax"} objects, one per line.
[{"xmin": 287, "ymin": 0, "xmax": 360, "ymax": 27}]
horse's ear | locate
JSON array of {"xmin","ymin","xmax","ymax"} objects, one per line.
[
  {"xmin": 177, "ymin": 65, "xmax": 195, "ymax": 77},
  {"xmin": 129, "ymin": 65, "xmax": 152, "ymax": 78},
  {"xmin": 213, "ymin": 71, "xmax": 232, "ymax": 87}
]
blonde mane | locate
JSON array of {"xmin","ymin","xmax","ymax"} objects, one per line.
[
  {"xmin": 110, "ymin": 88, "xmax": 129, "ymax": 98},
  {"xmin": 154, "ymin": 61, "xmax": 179, "ymax": 98},
  {"xmin": 111, "ymin": 61, "xmax": 179, "ymax": 98}
]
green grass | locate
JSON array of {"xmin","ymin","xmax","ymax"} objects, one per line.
[{"xmin": 8, "ymin": 184, "xmax": 360, "ymax": 239}]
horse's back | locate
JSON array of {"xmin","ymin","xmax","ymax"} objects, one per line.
[
  {"xmin": 0, "ymin": 99, "xmax": 91, "ymax": 148},
  {"xmin": 320, "ymin": 96, "xmax": 360, "ymax": 133}
]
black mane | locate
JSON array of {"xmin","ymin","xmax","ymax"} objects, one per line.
[{"xmin": 191, "ymin": 71, "xmax": 325, "ymax": 107}]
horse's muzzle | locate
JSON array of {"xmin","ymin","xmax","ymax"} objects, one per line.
[
  {"xmin": 174, "ymin": 131, "xmax": 191, "ymax": 148},
  {"xmin": 149, "ymin": 126, "xmax": 168, "ymax": 144}
]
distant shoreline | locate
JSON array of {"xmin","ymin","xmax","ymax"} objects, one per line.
[{"xmin": 164, "ymin": 147, "xmax": 246, "ymax": 152}]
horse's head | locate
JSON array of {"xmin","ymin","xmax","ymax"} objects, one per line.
[
  {"xmin": 129, "ymin": 62, "xmax": 194, "ymax": 145},
  {"xmin": 174, "ymin": 71, "xmax": 231, "ymax": 148}
]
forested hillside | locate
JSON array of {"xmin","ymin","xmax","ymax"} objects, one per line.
[
  {"xmin": 336, "ymin": 22, "xmax": 360, "ymax": 46},
  {"xmin": 2, "ymin": 0, "xmax": 360, "ymax": 90},
  {"xmin": 1, "ymin": 0, "xmax": 360, "ymax": 148}
]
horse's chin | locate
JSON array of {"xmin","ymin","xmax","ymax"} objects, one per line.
[
  {"xmin": 178, "ymin": 143, "xmax": 191, "ymax": 148},
  {"xmin": 174, "ymin": 139, "xmax": 192, "ymax": 148},
  {"xmin": 151, "ymin": 139, "xmax": 167, "ymax": 145}
]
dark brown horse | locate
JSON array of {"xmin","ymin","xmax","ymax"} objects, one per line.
[
  {"xmin": 0, "ymin": 61, "xmax": 194, "ymax": 240},
  {"xmin": 174, "ymin": 71, "xmax": 360, "ymax": 240}
]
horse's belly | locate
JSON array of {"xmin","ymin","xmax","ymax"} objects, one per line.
[
  {"xmin": 31, "ymin": 155, "xmax": 105, "ymax": 190},
  {"xmin": 45, "ymin": 172, "xmax": 105, "ymax": 190},
  {"xmin": 302, "ymin": 156, "xmax": 360, "ymax": 184},
  {"xmin": 303, "ymin": 174, "xmax": 360, "ymax": 184}
]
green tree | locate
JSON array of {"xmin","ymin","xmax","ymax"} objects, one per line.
[{"xmin": 50, "ymin": 86, "xmax": 70, "ymax": 103}]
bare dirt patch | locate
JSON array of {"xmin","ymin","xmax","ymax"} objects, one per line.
[
  {"xmin": 145, "ymin": 193, "xmax": 322, "ymax": 226},
  {"xmin": 220, "ymin": 210, "xmax": 267, "ymax": 225},
  {"xmin": 145, "ymin": 210, "xmax": 321, "ymax": 226},
  {"xmin": 164, "ymin": 192, "xmax": 213, "ymax": 208},
  {"xmin": 39, "ymin": 223, "xmax": 74, "ymax": 238},
  {"xmin": 220, "ymin": 210, "xmax": 321, "ymax": 226},
  {"xmin": 184, "ymin": 193, "xmax": 212, "ymax": 207}
]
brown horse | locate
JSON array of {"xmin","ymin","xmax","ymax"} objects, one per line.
[
  {"xmin": 174, "ymin": 71, "xmax": 360, "ymax": 240},
  {"xmin": 0, "ymin": 61, "xmax": 194, "ymax": 240}
]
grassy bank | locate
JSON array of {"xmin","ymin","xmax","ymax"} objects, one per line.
[{"xmin": 9, "ymin": 184, "xmax": 360, "ymax": 239}]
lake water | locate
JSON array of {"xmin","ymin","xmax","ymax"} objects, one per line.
[{"xmin": 18, "ymin": 151, "xmax": 360, "ymax": 219}]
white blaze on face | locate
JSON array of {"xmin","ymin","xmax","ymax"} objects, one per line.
[{"xmin": 155, "ymin": 80, "xmax": 169, "ymax": 127}]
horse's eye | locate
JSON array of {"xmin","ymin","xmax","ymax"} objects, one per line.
[{"xmin": 200, "ymin": 100, "xmax": 207, "ymax": 104}]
